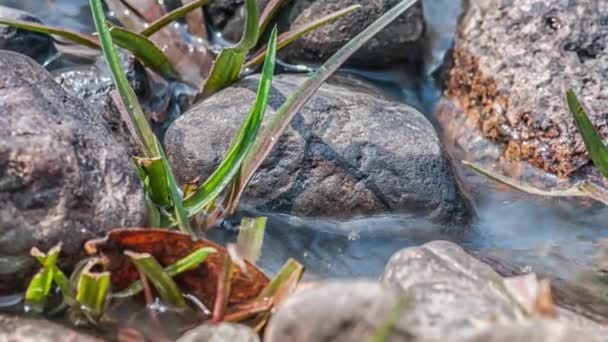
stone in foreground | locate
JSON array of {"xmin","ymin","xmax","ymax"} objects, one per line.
[
  {"xmin": 0, "ymin": 315, "xmax": 102, "ymax": 342},
  {"xmin": 0, "ymin": 51, "xmax": 146, "ymax": 293},
  {"xmin": 437, "ymin": 0, "xmax": 608, "ymax": 187},
  {"xmin": 165, "ymin": 74, "xmax": 473, "ymax": 227},
  {"xmin": 177, "ymin": 323, "xmax": 260, "ymax": 342}
]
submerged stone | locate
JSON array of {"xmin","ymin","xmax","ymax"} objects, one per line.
[
  {"xmin": 0, "ymin": 5, "xmax": 56, "ymax": 63},
  {"xmin": 437, "ymin": 0, "xmax": 608, "ymax": 188},
  {"xmin": 165, "ymin": 74, "xmax": 473, "ymax": 228},
  {"xmin": 177, "ymin": 323, "xmax": 260, "ymax": 342},
  {"xmin": 0, "ymin": 51, "xmax": 146, "ymax": 293}
]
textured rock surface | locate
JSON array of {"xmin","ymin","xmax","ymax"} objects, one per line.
[
  {"xmin": 264, "ymin": 281, "xmax": 412, "ymax": 342},
  {"xmin": 0, "ymin": 315, "xmax": 102, "ymax": 342},
  {"xmin": 207, "ymin": 0, "xmax": 425, "ymax": 68},
  {"xmin": 437, "ymin": 0, "xmax": 608, "ymax": 186},
  {"xmin": 177, "ymin": 323, "xmax": 260, "ymax": 342},
  {"xmin": 0, "ymin": 5, "xmax": 56, "ymax": 62},
  {"xmin": 165, "ymin": 74, "xmax": 473, "ymax": 227},
  {"xmin": 0, "ymin": 51, "xmax": 146, "ymax": 293}
]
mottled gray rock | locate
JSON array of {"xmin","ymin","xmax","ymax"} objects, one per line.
[
  {"xmin": 382, "ymin": 241, "xmax": 524, "ymax": 338},
  {"xmin": 437, "ymin": 0, "xmax": 608, "ymax": 187},
  {"xmin": 0, "ymin": 315, "xmax": 102, "ymax": 342},
  {"xmin": 207, "ymin": 0, "xmax": 425, "ymax": 68},
  {"xmin": 0, "ymin": 51, "xmax": 146, "ymax": 293},
  {"xmin": 0, "ymin": 6, "xmax": 56, "ymax": 63},
  {"xmin": 177, "ymin": 323, "xmax": 260, "ymax": 342},
  {"xmin": 264, "ymin": 281, "xmax": 414, "ymax": 342},
  {"xmin": 165, "ymin": 74, "xmax": 473, "ymax": 227}
]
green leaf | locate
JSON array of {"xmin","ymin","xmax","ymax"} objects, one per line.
[
  {"xmin": 109, "ymin": 26, "xmax": 177, "ymax": 79},
  {"xmin": 237, "ymin": 217, "xmax": 267, "ymax": 263},
  {"xmin": 0, "ymin": 19, "xmax": 101, "ymax": 49},
  {"xmin": 125, "ymin": 251, "xmax": 190, "ymax": 311},
  {"xmin": 258, "ymin": 258, "xmax": 303, "ymax": 300},
  {"xmin": 182, "ymin": 27, "xmax": 278, "ymax": 218},
  {"xmin": 201, "ymin": 0, "xmax": 260, "ymax": 96},
  {"xmin": 228, "ymin": 0, "xmax": 419, "ymax": 214},
  {"xmin": 140, "ymin": 0, "xmax": 211, "ymax": 37},
  {"xmin": 566, "ymin": 89, "xmax": 608, "ymax": 178},
  {"xmin": 246, "ymin": 4, "xmax": 361, "ymax": 68},
  {"xmin": 134, "ymin": 157, "xmax": 171, "ymax": 207},
  {"xmin": 75, "ymin": 260, "xmax": 111, "ymax": 321},
  {"xmin": 113, "ymin": 247, "xmax": 215, "ymax": 299},
  {"xmin": 25, "ymin": 245, "xmax": 62, "ymax": 312},
  {"xmin": 91, "ymin": 0, "xmax": 191, "ymax": 234}
]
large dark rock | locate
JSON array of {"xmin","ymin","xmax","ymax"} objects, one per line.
[
  {"xmin": 0, "ymin": 6, "xmax": 56, "ymax": 63},
  {"xmin": 206, "ymin": 0, "xmax": 425, "ymax": 68},
  {"xmin": 0, "ymin": 51, "xmax": 147, "ymax": 293},
  {"xmin": 0, "ymin": 315, "xmax": 102, "ymax": 342},
  {"xmin": 177, "ymin": 323, "xmax": 260, "ymax": 342},
  {"xmin": 165, "ymin": 74, "xmax": 473, "ymax": 227},
  {"xmin": 437, "ymin": 0, "xmax": 608, "ymax": 188}
]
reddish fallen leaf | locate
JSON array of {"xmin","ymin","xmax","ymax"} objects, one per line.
[{"xmin": 85, "ymin": 228, "xmax": 269, "ymax": 309}]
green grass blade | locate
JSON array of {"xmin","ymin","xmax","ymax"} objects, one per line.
[
  {"xmin": 25, "ymin": 245, "xmax": 62, "ymax": 312},
  {"xmin": 109, "ymin": 26, "xmax": 177, "ymax": 78},
  {"xmin": 201, "ymin": 0, "xmax": 260, "ymax": 96},
  {"xmin": 257, "ymin": 258, "xmax": 303, "ymax": 300},
  {"xmin": 113, "ymin": 247, "xmax": 215, "ymax": 299},
  {"xmin": 183, "ymin": 28, "xmax": 278, "ymax": 217},
  {"xmin": 566, "ymin": 89, "xmax": 608, "ymax": 178},
  {"xmin": 140, "ymin": 0, "xmax": 210, "ymax": 37},
  {"xmin": 246, "ymin": 4, "xmax": 361, "ymax": 68},
  {"xmin": 134, "ymin": 157, "xmax": 171, "ymax": 207},
  {"xmin": 0, "ymin": 19, "xmax": 101, "ymax": 49},
  {"xmin": 75, "ymin": 260, "xmax": 111, "ymax": 320},
  {"xmin": 236, "ymin": 217, "xmax": 267, "ymax": 263},
  {"xmin": 125, "ymin": 251, "xmax": 190, "ymax": 311},
  {"xmin": 230, "ymin": 0, "xmax": 418, "ymax": 213}
]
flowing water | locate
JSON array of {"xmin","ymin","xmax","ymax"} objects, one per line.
[{"xmin": 3, "ymin": 0, "xmax": 608, "ymax": 309}]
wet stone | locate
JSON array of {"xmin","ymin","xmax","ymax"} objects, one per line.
[
  {"xmin": 165, "ymin": 73, "xmax": 474, "ymax": 228},
  {"xmin": 0, "ymin": 51, "xmax": 147, "ymax": 294},
  {"xmin": 0, "ymin": 5, "xmax": 56, "ymax": 63},
  {"xmin": 437, "ymin": 0, "xmax": 608, "ymax": 187},
  {"xmin": 0, "ymin": 315, "xmax": 102, "ymax": 342},
  {"xmin": 177, "ymin": 323, "xmax": 260, "ymax": 342}
]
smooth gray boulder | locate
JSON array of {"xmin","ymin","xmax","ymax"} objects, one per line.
[
  {"xmin": 177, "ymin": 323, "xmax": 260, "ymax": 342},
  {"xmin": 0, "ymin": 315, "xmax": 102, "ymax": 342},
  {"xmin": 0, "ymin": 51, "xmax": 146, "ymax": 293},
  {"xmin": 437, "ymin": 0, "xmax": 608, "ymax": 187},
  {"xmin": 0, "ymin": 6, "xmax": 55, "ymax": 63},
  {"xmin": 165, "ymin": 74, "xmax": 473, "ymax": 227}
]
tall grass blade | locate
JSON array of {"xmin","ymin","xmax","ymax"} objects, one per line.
[
  {"xmin": 134, "ymin": 157, "xmax": 171, "ymax": 207},
  {"xmin": 182, "ymin": 28, "xmax": 278, "ymax": 218},
  {"xmin": 201, "ymin": 0, "xmax": 260, "ymax": 96},
  {"xmin": 246, "ymin": 4, "xmax": 361, "ymax": 68},
  {"xmin": 227, "ymin": 0, "xmax": 419, "ymax": 214},
  {"xmin": 110, "ymin": 26, "xmax": 177, "ymax": 78},
  {"xmin": 113, "ymin": 247, "xmax": 215, "ymax": 299},
  {"xmin": 125, "ymin": 251, "xmax": 190, "ymax": 311},
  {"xmin": 24, "ymin": 245, "xmax": 62, "ymax": 312},
  {"xmin": 91, "ymin": 0, "xmax": 191, "ymax": 233},
  {"xmin": 75, "ymin": 260, "xmax": 111, "ymax": 321},
  {"xmin": 0, "ymin": 19, "xmax": 100, "ymax": 48},
  {"xmin": 140, "ymin": 0, "xmax": 211, "ymax": 37},
  {"xmin": 566, "ymin": 90, "xmax": 608, "ymax": 178},
  {"xmin": 237, "ymin": 217, "xmax": 267, "ymax": 263}
]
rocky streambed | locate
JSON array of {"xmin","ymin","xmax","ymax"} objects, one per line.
[{"xmin": 0, "ymin": 0, "xmax": 607, "ymax": 341}]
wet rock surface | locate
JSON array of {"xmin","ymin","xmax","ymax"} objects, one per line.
[
  {"xmin": 165, "ymin": 73, "xmax": 473, "ymax": 227},
  {"xmin": 0, "ymin": 315, "xmax": 102, "ymax": 342},
  {"xmin": 0, "ymin": 51, "xmax": 146, "ymax": 293},
  {"xmin": 177, "ymin": 323, "xmax": 260, "ymax": 342},
  {"xmin": 437, "ymin": 0, "xmax": 608, "ymax": 186},
  {"xmin": 207, "ymin": 0, "xmax": 425, "ymax": 68},
  {"xmin": 0, "ymin": 5, "xmax": 56, "ymax": 63}
]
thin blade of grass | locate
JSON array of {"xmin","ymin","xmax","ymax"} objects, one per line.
[
  {"xmin": 201, "ymin": 0, "xmax": 260, "ymax": 96},
  {"xmin": 236, "ymin": 217, "xmax": 267, "ymax": 263},
  {"xmin": 246, "ymin": 4, "xmax": 361, "ymax": 68},
  {"xmin": 212, "ymin": 252, "xmax": 233, "ymax": 322},
  {"xmin": 182, "ymin": 28, "xmax": 278, "ymax": 218},
  {"xmin": 113, "ymin": 247, "xmax": 215, "ymax": 299},
  {"xmin": 31, "ymin": 246, "xmax": 72, "ymax": 300},
  {"xmin": 125, "ymin": 250, "xmax": 190, "ymax": 311},
  {"xmin": 0, "ymin": 19, "xmax": 101, "ymax": 49},
  {"xmin": 566, "ymin": 89, "xmax": 608, "ymax": 178},
  {"xmin": 110, "ymin": 26, "xmax": 177, "ymax": 78},
  {"xmin": 92, "ymin": 0, "xmax": 191, "ymax": 233},
  {"xmin": 75, "ymin": 260, "xmax": 111, "ymax": 321},
  {"xmin": 226, "ymin": 0, "xmax": 419, "ymax": 214},
  {"xmin": 259, "ymin": 0, "xmax": 287, "ymax": 34},
  {"xmin": 134, "ymin": 157, "xmax": 171, "ymax": 207},
  {"xmin": 140, "ymin": 0, "xmax": 210, "ymax": 37},
  {"xmin": 25, "ymin": 245, "xmax": 62, "ymax": 312}
]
